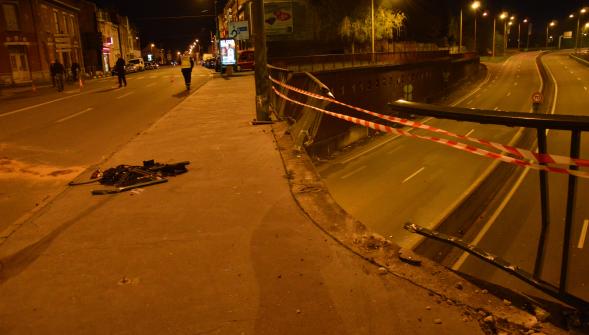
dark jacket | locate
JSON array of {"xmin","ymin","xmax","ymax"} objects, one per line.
[
  {"xmin": 115, "ymin": 58, "xmax": 126, "ymax": 72},
  {"xmin": 52, "ymin": 62, "xmax": 65, "ymax": 74}
]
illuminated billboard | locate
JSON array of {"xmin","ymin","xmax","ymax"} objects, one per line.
[{"xmin": 220, "ymin": 39, "xmax": 236, "ymax": 66}]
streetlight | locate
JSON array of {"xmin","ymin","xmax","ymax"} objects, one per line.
[
  {"xmin": 471, "ymin": 1, "xmax": 481, "ymax": 52},
  {"xmin": 371, "ymin": 0, "xmax": 375, "ymax": 61},
  {"xmin": 574, "ymin": 8, "xmax": 587, "ymax": 51},
  {"xmin": 492, "ymin": 12, "xmax": 508, "ymax": 57},
  {"xmin": 583, "ymin": 22, "xmax": 589, "ymax": 49},
  {"xmin": 546, "ymin": 20, "xmax": 556, "ymax": 48}
]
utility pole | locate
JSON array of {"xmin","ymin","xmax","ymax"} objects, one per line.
[
  {"xmin": 459, "ymin": 9, "xmax": 463, "ymax": 52},
  {"xmin": 252, "ymin": 0, "xmax": 271, "ymax": 122},
  {"xmin": 371, "ymin": 0, "xmax": 375, "ymax": 62},
  {"xmin": 493, "ymin": 18, "xmax": 497, "ymax": 57}
]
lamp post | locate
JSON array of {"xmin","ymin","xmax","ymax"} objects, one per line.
[
  {"xmin": 508, "ymin": 21, "xmax": 513, "ymax": 49},
  {"xmin": 574, "ymin": 8, "xmax": 587, "ymax": 51},
  {"xmin": 493, "ymin": 12, "xmax": 508, "ymax": 57},
  {"xmin": 583, "ymin": 22, "xmax": 589, "ymax": 49},
  {"xmin": 459, "ymin": 9, "xmax": 463, "ymax": 52},
  {"xmin": 546, "ymin": 21, "xmax": 556, "ymax": 48},
  {"xmin": 371, "ymin": 0, "xmax": 375, "ymax": 61},
  {"xmin": 471, "ymin": 1, "xmax": 480, "ymax": 52}
]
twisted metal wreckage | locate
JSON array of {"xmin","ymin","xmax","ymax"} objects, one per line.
[{"xmin": 69, "ymin": 160, "xmax": 190, "ymax": 195}]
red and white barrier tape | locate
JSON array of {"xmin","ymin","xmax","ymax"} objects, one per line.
[
  {"xmin": 272, "ymin": 86, "xmax": 589, "ymax": 179},
  {"xmin": 269, "ymin": 76, "xmax": 589, "ymax": 168}
]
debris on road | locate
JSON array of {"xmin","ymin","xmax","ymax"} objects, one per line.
[{"xmin": 69, "ymin": 160, "xmax": 189, "ymax": 195}]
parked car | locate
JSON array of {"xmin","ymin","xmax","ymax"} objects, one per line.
[
  {"xmin": 127, "ymin": 58, "xmax": 145, "ymax": 71},
  {"xmin": 236, "ymin": 50, "xmax": 254, "ymax": 72},
  {"xmin": 145, "ymin": 61, "xmax": 159, "ymax": 70},
  {"xmin": 203, "ymin": 57, "xmax": 217, "ymax": 69}
]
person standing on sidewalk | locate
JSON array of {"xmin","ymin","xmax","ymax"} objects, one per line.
[
  {"xmin": 115, "ymin": 55, "xmax": 127, "ymax": 88},
  {"xmin": 52, "ymin": 60, "xmax": 65, "ymax": 92},
  {"xmin": 71, "ymin": 61, "xmax": 80, "ymax": 82},
  {"xmin": 180, "ymin": 53, "xmax": 194, "ymax": 90}
]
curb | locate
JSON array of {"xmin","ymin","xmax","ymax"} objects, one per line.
[{"xmin": 271, "ymin": 119, "xmax": 567, "ymax": 334}]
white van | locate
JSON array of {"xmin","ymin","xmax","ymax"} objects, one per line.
[{"xmin": 128, "ymin": 58, "xmax": 145, "ymax": 71}]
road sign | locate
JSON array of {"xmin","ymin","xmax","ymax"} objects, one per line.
[
  {"xmin": 532, "ymin": 92, "xmax": 543, "ymax": 104},
  {"xmin": 228, "ymin": 21, "xmax": 249, "ymax": 40}
]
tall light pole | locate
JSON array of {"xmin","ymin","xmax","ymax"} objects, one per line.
[
  {"xmin": 575, "ymin": 8, "xmax": 587, "ymax": 52},
  {"xmin": 494, "ymin": 12, "xmax": 507, "ymax": 57},
  {"xmin": 583, "ymin": 22, "xmax": 589, "ymax": 49},
  {"xmin": 471, "ymin": 1, "xmax": 480, "ymax": 52},
  {"xmin": 459, "ymin": 9, "xmax": 463, "ymax": 52},
  {"xmin": 371, "ymin": 0, "xmax": 375, "ymax": 61},
  {"xmin": 545, "ymin": 21, "xmax": 556, "ymax": 48}
]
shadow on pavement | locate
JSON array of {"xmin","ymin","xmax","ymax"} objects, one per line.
[{"xmin": 172, "ymin": 91, "xmax": 190, "ymax": 99}]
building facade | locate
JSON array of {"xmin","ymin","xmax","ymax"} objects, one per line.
[
  {"xmin": 0, "ymin": 0, "xmax": 139, "ymax": 86},
  {"xmin": 0, "ymin": 0, "xmax": 84, "ymax": 86}
]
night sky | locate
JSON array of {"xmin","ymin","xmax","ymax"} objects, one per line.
[{"xmin": 90, "ymin": 0, "xmax": 589, "ymax": 52}]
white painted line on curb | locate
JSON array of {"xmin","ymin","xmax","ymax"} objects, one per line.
[
  {"xmin": 402, "ymin": 167, "xmax": 425, "ymax": 184},
  {"xmin": 116, "ymin": 91, "xmax": 134, "ymax": 99},
  {"xmin": 340, "ymin": 165, "xmax": 366, "ymax": 179},
  {"xmin": 465, "ymin": 129, "xmax": 475, "ymax": 137},
  {"xmin": 578, "ymin": 220, "xmax": 589, "ymax": 249},
  {"xmin": 55, "ymin": 107, "xmax": 93, "ymax": 123}
]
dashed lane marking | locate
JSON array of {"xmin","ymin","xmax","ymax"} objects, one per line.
[
  {"xmin": 402, "ymin": 167, "xmax": 425, "ymax": 184},
  {"xmin": 340, "ymin": 165, "xmax": 366, "ymax": 179},
  {"xmin": 465, "ymin": 129, "xmax": 475, "ymax": 137},
  {"xmin": 506, "ymin": 92, "xmax": 511, "ymax": 97},
  {"xmin": 578, "ymin": 219, "xmax": 589, "ymax": 249},
  {"xmin": 55, "ymin": 107, "xmax": 93, "ymax": 123},
  {"xmin": 514, "ymin": 82, "xmax": 518, "ymax": 86},
  {"xmin": 116, "ymin": 91, "xmax": 134, "ymax": 99},
  {"xmin": 146, "ymin": 82, "xmax": 156, "ymax": 88}
]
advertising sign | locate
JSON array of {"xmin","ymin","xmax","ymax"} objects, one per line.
[
  {"xmin": 564, "ymin": 31, "xmax": 573, "ymax": 39},
  {"xmin": 229, "ymin": 21, "xmax": 249, "ymax": 40},
  {"xmin": 219, "ymin": 39, "xmax": 236, "ymax": 66},
  {"xmin": 264, "ymin": 1, "xmax": 293, "ymax": 35}
]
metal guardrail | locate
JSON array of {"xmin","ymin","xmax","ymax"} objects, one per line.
[
  {"xmin": 390, "ymin": 99, "xmax": 589, "ymax": 310},
  {"xmin": 269, "ymin": 51, "xmax": 462, "ymax": 73}
]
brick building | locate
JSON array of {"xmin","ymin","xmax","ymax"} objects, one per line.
[
  {"xmin": 0, "ymin": 0, "xmax": 84, "ymax": 86},
  {"xmin": 0, "ymin": 0, "xmax": 140, "ymax": 86}
]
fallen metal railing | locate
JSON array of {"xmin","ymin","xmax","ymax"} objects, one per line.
[{"xmin": 390, "ymin": 99, "xmax": 589, "ymax": 310}]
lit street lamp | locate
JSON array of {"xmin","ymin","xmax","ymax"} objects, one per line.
[
  {"xmin": 546, "ymin": 20, "xmax": 556, "ymax": 48},
  {"xmin": 574, "ymin": 8, "xmax": 587, "ymax": 51},
  {"xmin": 492, "ymin": 12, "xmax": 508, "ymax": 57},
  {"xmin": 471, "ymin": 1, "xmax": 480, "ymax": 52}
]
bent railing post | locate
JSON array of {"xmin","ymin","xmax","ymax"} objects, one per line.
[
  {"xmin": 560, "ymin": 130, "xmax": 582, "ymax": 294},
  {"xmin": 534, "ymin": 127, "xmax": 550, "ymax": 278}
]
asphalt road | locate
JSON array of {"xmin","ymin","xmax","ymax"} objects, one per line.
[
  {"xmin": 318, "ymin": 51, "xmax": 542, "ymax": 249},
  {"xmin": 0, "ymin": 66, "xmax": 212, "ymax": 233},
  {"xmin": 455, "ymin": 50, "xmax": 589, "ymax": 302}
]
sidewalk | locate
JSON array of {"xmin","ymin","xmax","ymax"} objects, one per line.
[{"xmin": 0, "ymin": 73, "xmax": 548, "ymax": 334}]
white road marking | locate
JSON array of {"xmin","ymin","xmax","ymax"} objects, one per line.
[
  {"xmin": 340, "ymin": 165, "xmax": 366, "ymax": 179},
  {"xmin": 402, "ymin": 167, "xmax": 425, "ymax": 184},
  {"xmin": 116, "ymin": 91, "xmax": 134, "ymax": 99},
  {"xmin": 578, "ymin": 77, "xmax": 582, "ymax": 81},
  {"xmin": 493, "ymin": 107, "xmax": 499, "ymax": 110},
  {"xmin": 55, "ymin": 107, "xmax": 93, "ymax": 123},
  {"xmin": 137, "ymin": 76, "xmax": 145, "ymax": 79},
  {"xmin": 146, "ymin": 82, "xmax": 156, "ymax": 88},
  {"xmin": 506, "ymin": 92, "xmax": 511, "ymax": 97},
  {"xmin": 578, "ymin": 220, "xmax": 589, "ymax": 249},
  {"xmin": 584, "ymin": 87, "xmax": 588, "ymax": 91},
  {"xmin": 465, "ymin": 129, "xmax": 475, "ymax": 137},
  {"xmin": 452, "ymin": 167, "xmax": 531, "ymax": 270},
  {"xmin": 149, "ymin": 76, "xmax": 157, "ymax": 79},
  {"xmin": 64, "ymin": 90, "xmax": 77, "ymax": 94},
  {"xmin": 387, "ymin": 145, "xmax": 405, "ymax": 155},
  {"xmin": 570, "ymin": 70, "xmax": 574, "ymax": 74},
  {"xmin": 513, "ymin": 82, "xmax": 518, "ymax": 86},
  {"xmin": 516, "ymin": 74, "xmax": 520, "ymax": 78},
  {"xmin": 466, "ymin": 100, "xmax": 473, "ymax": 105},
  {"xmin": 1, "ymin": 95, "xmax": 81, "ymax": 118}
]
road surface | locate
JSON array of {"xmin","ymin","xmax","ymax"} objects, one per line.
[{"xmin": 0, "ymin": 66, "xmax": 212, "ymax": 234}]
